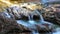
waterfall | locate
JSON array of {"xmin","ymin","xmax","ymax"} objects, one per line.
[
  {"xmin": 28, "ymin": 15, "xmax": 31, "ymax": 20},
  {"xmin": 28, "ymin": 13, "xmax": 36, "ymax": 24},
  {"xmin": 17, "ymin": 9, "xmax": 46, "ymax": 34},
  {"xmin": 34, "ymin": 10, "xmax": 44, "ymax": 22}
]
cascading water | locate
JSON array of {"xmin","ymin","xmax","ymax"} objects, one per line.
[
  {"xmin": 17, "ymin": 10, "xmax": 43, "ymax": 34},
  {"xmin": 17, "ymin": 15, "xmax": 39, "ymax": 34},
  {"xmin": 3, "ymin": 7, "xmax": 60, "ymax": 34},
  {"xmin": 4, "ymin": 7, "xmax": 54, "ymax": 34},
  {"xmin": 1, "ymin": 5, "xmax": 60, "ymax": 34},
  {"xmin": 34, "ymin": 10, "xmax": 44, "ymax": 22},
  {"xmin": 17, "ymin": 9, "xmax": 52, "ymax": 34}
]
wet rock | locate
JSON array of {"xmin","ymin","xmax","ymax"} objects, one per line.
[
  {"xmin": 6, "ymin": 7, "xmax": 33, "ymax": 20},
  {"xmin": 35, "ymin": 24, "xmax": 53, "ymax": 33},
  {"xmin": 20, "ymin": 15, "xmax": 29, "ymax": 21},
  {"xmin": 0, "ymin": 12, "xmax": 31, "ymax": 34},
  {"xmin": 33, "ymin": 15, "xmax": 40, "ymax": 21},
  {"xmin": 55, "ymin": 12, "xmax": 60, "ymax": 24}
]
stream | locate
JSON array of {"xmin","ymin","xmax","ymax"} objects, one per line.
[{"xmin": 4, "ymin": 7, "xmax": 60, "ymax": 34}]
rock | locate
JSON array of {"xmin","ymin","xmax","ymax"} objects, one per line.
[
  {"xmin": 35, "ymin": 24, "xmax": 53, "ymax": 33},
  {"xmin": 33, "ymin": 15, "xmax": 40, "ymax": 21},
  {"xmin": 5, "ymin": 7, "xmax": 54, "ymax": 34},
  {"xmin": 55, "ymin": 12, "xmax": 60, "ymax": 24},
  {"xmin": 0, "ymin": 12, "xmax": 31, "ymax": 34},
  {"xmin": 6, "ymin": 7, "xmax": 33, "ymax": 20}
]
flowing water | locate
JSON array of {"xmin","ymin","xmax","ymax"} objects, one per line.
[
  {"xmin": 17, "ymin": 10, "xmax": 60, "ymax": 34},
  {"xmin": 4, "ymin": 9, "xmax": 60, "ymax": 34},
  {"xmin": 17, "ymin": 10, "xmax": 53, "ymax": 34}
]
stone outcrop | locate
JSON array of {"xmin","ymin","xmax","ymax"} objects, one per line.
[
  {"xmin": 0, "ymin": 7, "xmax": 54, "ymax": 34},
  {"xmin": 0, "ymin": 12, "xmax": 31, "ymax": 34}
]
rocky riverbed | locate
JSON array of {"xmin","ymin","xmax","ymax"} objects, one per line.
[{"xmin": 0, "ymin": 7, "xmax": 60, "ymax": 34}]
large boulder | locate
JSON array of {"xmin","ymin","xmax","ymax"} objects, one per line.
[{"xmin": 6, "ymin": 7, "xmax": 34, "ymax": 20}]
